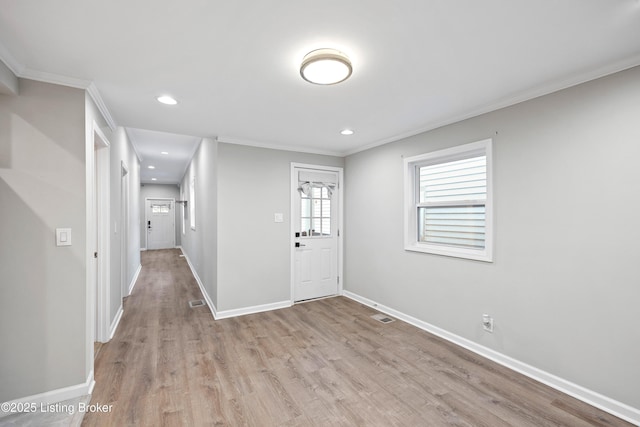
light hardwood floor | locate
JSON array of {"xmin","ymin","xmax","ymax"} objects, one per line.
[{"xmin": 82, "ymin": 249, "xmax": 632, "ymax": 426}]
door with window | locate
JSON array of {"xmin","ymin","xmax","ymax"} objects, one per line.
[
  {"xmin": 145, "ymin": 199, "xmax": 175, "ymax": 250},
  {"xmin": 292, "ymin": 167, "xmax": 340, "ymax": 301}
]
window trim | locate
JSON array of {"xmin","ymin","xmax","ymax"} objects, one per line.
[
  {"xmin": 189, "ymin": 174, "xmax": 196, "ymax": 230},
  {"xmin": 404, "ymin": 139, "xmax": 493, "ymax": 262}
]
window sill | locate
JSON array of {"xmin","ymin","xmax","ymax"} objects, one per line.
[{"xmin": 404, "ymin": 243, "xmax": 493, "ymax": 263}]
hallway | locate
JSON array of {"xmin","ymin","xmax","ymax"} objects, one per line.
[
  {"xmin": 83, "ymin": 249, "xmax": 207, "ymax": 426},
  {"xmin": 80, "ymin": 249, "xmax": 632, "ymax": 426}
]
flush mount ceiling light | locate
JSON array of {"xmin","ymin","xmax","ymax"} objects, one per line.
[
  {"xmin": 147, "ymin": 165, "xmax": 155, "ymax": 169},
  {"xmin": 157, "ymin": 95, "xmax": 178, "ymax": 105},
  {"xmin": 160, "ymin": 151, "xmax": 169, "ymax": 155},
  {"xmin": 341, "ymin": 129, "xmax": 354, "ymax": 135},
  {"xmin": 300, "ymin": 48, "xmax": 352, "ymax": 85}
]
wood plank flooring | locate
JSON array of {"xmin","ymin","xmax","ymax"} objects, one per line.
[{"xmin": 82, "ymin": 249, "xmax": 632, "ymax": 426}]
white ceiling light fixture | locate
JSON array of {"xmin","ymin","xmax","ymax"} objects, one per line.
[
  {"xmin": 161, "ymin": 151, "xmax": 169, "ymax": 155},
  {"xmin": 156, "ymin": 95, "xmax": 178, "ymax": 105},
  {"xmin": 148, "ymin": 165, "xmax": 155, "ymax": 169},
  {"xmin": 341, "ymin": 129, "xmax": 354, "ymax": 135},
  {"xmin": 300, "ymin": 48, "xmax": 352, "ymax": 85},
  {"xmin": 151, "ymin": 178, "xmax": 157, "ymax": 181}
]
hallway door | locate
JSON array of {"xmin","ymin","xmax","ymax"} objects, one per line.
[
  {"xmin": 146, "ymin": 199, "xmax": 175, "ymax": 250},
  {"xmin": 292, "ymin": 166, "xmax": 342, "ymax": 302}
]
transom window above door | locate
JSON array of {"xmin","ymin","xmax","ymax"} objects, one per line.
[{"xmin": 151, "ymin": 204, "xmax": 170, "ymax": 214}]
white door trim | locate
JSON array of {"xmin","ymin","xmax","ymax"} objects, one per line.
[
  {"xmin": 290, "ymin": 163, "xmax": 344, "ymax": 304},
  {"xmin": 86, "ymin": 121, "xmax": 111, "ymax": 359},
  {"xmin": 144, "ymin": 198, "xmax": 176, "ymax": 250},
  {"xmin": 121, "ymin": 161, "xmax": 129, "ymax": 298}
]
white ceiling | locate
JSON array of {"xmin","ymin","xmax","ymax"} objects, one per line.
[
  {"xmin": 126, "ymin": 128, "xmax": 201, "ymax": 184},
  {"xmin": 1, "ymin": 0, "xmax": 640, "ymax": 183}
]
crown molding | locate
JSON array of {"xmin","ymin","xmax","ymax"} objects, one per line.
[
  {"xmin": 20, "ymin": 69, "xmax": 117, "ymax": 131},
  {"xmin": 0, "ymin": 43, "xmax": 117, "ymax": 131},
  {"xmin": 18, "ymin": 67, "xmax": 91, "ymax": 89},
  {"xmin": 216, "ymin": 136, "xmax": 343, "ymax": 157},
  {"xmin": 343, "ymin": 53, "xmax": 640, "ymax": 157},
  {"xmin": 87, "ymin": 82, "xmax": 117, "ymax": 131}
]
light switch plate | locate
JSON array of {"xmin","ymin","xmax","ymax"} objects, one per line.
[
  {"xmin": 56, "ymin": 228, "xmax": 72, "ymax": 246},
  {"xmin": 274, "ymin": 213, "xmax": 284, "ymax": 223}
]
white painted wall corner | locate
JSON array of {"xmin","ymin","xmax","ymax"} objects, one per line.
[{"xmin": 179, "ymin": 247, "xmax": 217, "ymax": 319}]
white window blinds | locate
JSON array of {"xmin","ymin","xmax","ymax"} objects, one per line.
[{"xmin": 417, "ymin": 155, "xmax": 487, "ymax": 249}]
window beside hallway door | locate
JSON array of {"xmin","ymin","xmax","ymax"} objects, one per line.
[
  {"xmin": 189, "ymin": 175, "xmax": 196, "ymax": 230},
  {"xmin": 180, "ymin": 186, "xmax": 186, "ymax": 235}
]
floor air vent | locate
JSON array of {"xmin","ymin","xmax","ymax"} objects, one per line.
[
  {"xmin": 189, "ymin": 299, "xmax": 206, "ymax": 308},
  {"xmin": 371, "ymin": 313, "xmax": 395, "ymax": 324}
]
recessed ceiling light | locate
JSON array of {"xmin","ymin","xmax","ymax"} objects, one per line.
[
  {"xmin": 151, "ymin": 178, "xmax": 157, "ymax": 181},
  {"xmin": 341, "ymin": 129, "xmax": 354, "ymax": 135},
  {"xmin": 161, "ymin": 151, "xmax": 169, "ymax": 155},
  {"xmin": 148, "ymin": 165, "xmax": 155, "ymax": 169},
  {"xmin": 300, "ymin": 48, "xmax": 352, "ymax": 85},
  {"xmin": 157, "ymin": 95, "xmax": 178, "ymax": 105}
]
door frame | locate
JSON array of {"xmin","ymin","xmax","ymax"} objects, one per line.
[
  {"xmin": 86, "ymin": 121, "xmax": 111, "ymax": 359},
  {"xmin": 290, "ymin": 163, "xmax": 344, "ymax": 304},
  {"xmin": 144, "ymin": 197, "xmax": 176, "ymax": 250},
  {"xmin": 121, "ymin": 161, "xmax": 129, "ymax": 297}
]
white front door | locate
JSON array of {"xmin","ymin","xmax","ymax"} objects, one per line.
[
  {"xmin": 292, "ymin": 167, "xmax": 340, "ymax": 302},
  {"xmin": 146, "ymin": 199, "xmax": 175, "ymax": 250}
]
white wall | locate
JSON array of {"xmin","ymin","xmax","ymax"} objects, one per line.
[
  {"xmin": 179, "ymin": 141, "xmax": 344, "ymax": 314},
  {"xmin": 180, "ymin": 138, "xmax": 218, "ymax": 307},
  {"xmin": 344, "ymin": 66, "xmax": 640, "ymax": 411},
  {"xmin": 216, "ymin": 143, "xmax": 344, "ymax": 312},
  {"xmin": 139, "ymin": 183, "xmax": 181, "ymax": 249},
  {"xmin": 0, "ymin": 79, "xmax": 87, "ymax": 401}
]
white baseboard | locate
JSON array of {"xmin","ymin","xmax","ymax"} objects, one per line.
[
  {"xmin": 179, "ymin": 248, "xmax": 291, "ymax": 320},
  {"xmin": 179, "ymin": 248, "xmax": 217, "ymax": 319},
  {"xmin": 128, "ymin": 263, "xmax": 142, "ymax": 295},
  {"xmin": 215, "ymin": 300, "xmax": 291, "ymax": 320},
  {"xmin": 343, "ymin": 290, "xmax": 640, "ymax": 426},
  {"xmin": 0, "ymin": 372, "xmax": 95, "ymax": 419},
  {"xmin": 108, "ymin": 305, "xmax": 123, "ymax": 340}
]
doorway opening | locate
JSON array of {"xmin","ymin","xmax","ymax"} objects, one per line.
[{"xmin": 86, "ymin": 121, "xmax": 110, "ymax": 374}]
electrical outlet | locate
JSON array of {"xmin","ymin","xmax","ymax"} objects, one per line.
[{"xmin": 482, "ymin": 314, "xmax": 494, "ymax": 333}]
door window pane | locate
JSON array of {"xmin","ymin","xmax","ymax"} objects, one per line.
[
  {"xmin": 300, "ymin": 182, "xmax": 332, "ymax": 237},
  {"xmin": 301, "ymin": 198, "xmax": 311, "ymax": 217},
  {"xmin": 301, "ymin": 218, "xmax": 311, "ymax": 235}
]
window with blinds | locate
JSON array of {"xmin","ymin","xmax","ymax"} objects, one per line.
[
  {"xmin": 418, "ymin": 156, "xmax": 486, "ymax": 249},
  {"xmin": 404, "ymin": 139, "xmax": 493, "ymax": 262}
]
